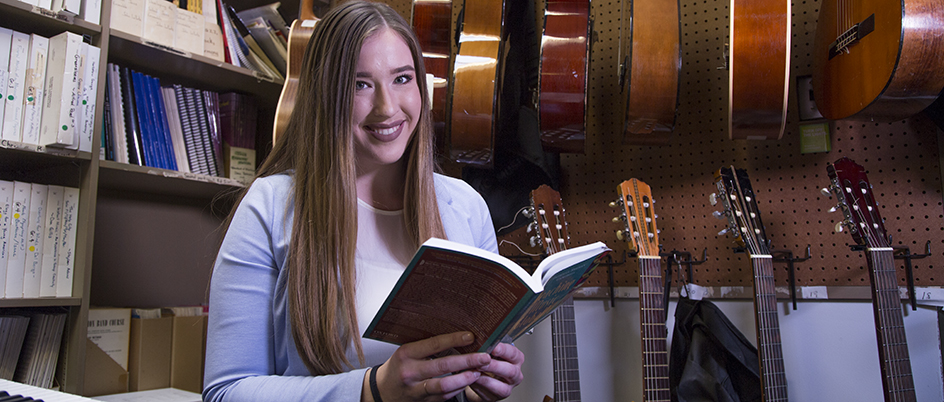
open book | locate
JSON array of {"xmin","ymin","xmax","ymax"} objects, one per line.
[{"xmin": 363, "ymin": 237, "xmax": 611, "ymax": 354}]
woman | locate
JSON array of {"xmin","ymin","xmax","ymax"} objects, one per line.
[{"xmin": 202, "ymin": 1, "xmax": 525, "ymax": 401}]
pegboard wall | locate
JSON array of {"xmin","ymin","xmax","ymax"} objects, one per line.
[{"xmin": 381, "ymin": 0, "xmax": 943, "ymax": 290}]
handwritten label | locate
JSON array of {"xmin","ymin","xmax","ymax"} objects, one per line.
[
  {"xmin": 174, "ymin": 8, "xmax": 205, "ymax": 55},
  {"xmin": 203, "ymin": 21, "xmax": 225, "ymax": 62},
  {"xmin": 110, "ymin": 0, "xmax": 145, "ymax": 36},
  {"xmin": 801, "ymin": 286, "xmax": 828, "ymax": 299}
]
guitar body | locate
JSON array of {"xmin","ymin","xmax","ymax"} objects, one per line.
[
  {"xmin": 529, "ymin": 185, "xmax": 582, "ymax": 402},
  {"xmin": 622, "ymin": 0, "xmax": 680, "ymax": 145},
  {"xmin": 411, "ymin": 0, "xmax": 452, "ymax": 159},
  {"xmin": 812, "ymin": 0, "xmax": 944, "ymax": 121},
  {"xmin": 537, "ymin": 0, "xmax": 590, "ymax": 154},
  {"xmin": 273, "ymin": 18, "xmax": 318, "ymax": 143},
  {"xmin": 728, "ymin": 0, "xmax": 790, "ymax": 140},
  {"xmin": 614, "ymin": 179, "xmax": 671, "ymax": 401},
  {"xmin": 449, "ymin": 0, "xmax": 506, "ymax": 167}
]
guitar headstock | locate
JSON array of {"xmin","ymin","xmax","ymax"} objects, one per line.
[
  {"xmin": 611, "ymin": 179, "xmax": 660, "ymax": 257},
  {"xmin": 527, "ymin": 185, "xmax": 570, "ymax": 255},
  {"xmin": 710, "ymin": 166, "xmax": 771, "ymax": 255},
  {"xmin": 823, "ymin": 157, "xmax": 889, "ymax": 248}
]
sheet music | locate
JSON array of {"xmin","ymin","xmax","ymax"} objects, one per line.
[{"xmin": 0, "ymin": 379, "xmax": 100, "ymax": 401}]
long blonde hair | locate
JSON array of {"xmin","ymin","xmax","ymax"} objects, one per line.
[{"xmin": 245, "ymin": 0, "xmax": 445, "ymax": 374}]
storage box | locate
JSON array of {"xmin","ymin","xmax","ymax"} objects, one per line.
[
  {"xmin": 169, "ymin": 315, "xmax": 206, "ymax": 394},
  {"xmin": 128, "ymin": 316, "xmax": 172, "ymax": 392},
  {"xmin": 83, "ymin": 339, "xmax": 129, "ymax": 396}
]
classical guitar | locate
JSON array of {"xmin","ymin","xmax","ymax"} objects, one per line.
[
  {"xmin": 823, "ymin": 157, "xmax": 916, "ymax": 401},
  {"xmin": 448, "ymin": 0, "xmax": 507, "ymax": 167},
  {"xmin": 411, "ymin": 0, "xmax": 452, "ymax": 160},
  {"xmin": 812, "ymin": 0, "xmax": 944, "ymax": 121},
  {"xmin": 528, "ymin": 184, "xmax": 581, "ymax": 402},
  {"xmin": 536, "ymin": 0, "xmax": 590, "ymax": 153},
  {"xmin": 728, "ymin": 0, "xmax": 790, "ymax": 140},
  {"xmin": 612, "ymin": 179, "xmax": 670, "ymax": 402},
  {"xmin": 711, "ymin": 167, "xmax": 788, "ymax": 401},
  {"xmin": 272, "ymin": 0, "xmax": 324, "ymax": 143},
  {"xmin": 619, "ymin": 0, "xmax": 680, "ymax": 145}
]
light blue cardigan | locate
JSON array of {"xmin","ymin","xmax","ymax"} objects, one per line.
[{"xmin": 203, "ymin": 172, "xmax": 497, "ymax": 402}]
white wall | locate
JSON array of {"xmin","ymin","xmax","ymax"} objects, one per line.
[{"xmin": 506, "ymin": 299, "xmax": 943, "ymax": 402}]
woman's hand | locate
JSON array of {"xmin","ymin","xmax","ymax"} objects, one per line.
[
  {"xmin": 465, "ymin": 342, "xmax": 525, "ymax": 402},
  {"xmin": 372, "ymin": 331, "xmax": 492, "ymax": 401}
]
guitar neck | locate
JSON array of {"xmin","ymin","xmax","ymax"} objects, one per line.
[
  {"xmin": 638, "ymin": 256, "xmax": 670, "ymax": 402},
  {"xmin": 550, "ymin": 296, "xmax": 581, "ymax": 402},
  {"xmin": 749, "ymin": 255, "xmax": 788, "ymax": 402},
  {"xmin": 865, "ymin": 248, "xmax": 917, "ymax": 402}
]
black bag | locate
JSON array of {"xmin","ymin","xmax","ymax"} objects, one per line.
[{"xmin": 669, "ymin": 297, "xmax": 763, "ymax": 402}]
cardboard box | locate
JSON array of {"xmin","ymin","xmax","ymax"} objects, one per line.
[
  {"xmin": 83, "ymin": 339, "xmax": 129, "ymax": 397},
  {"xmin": 170, "ymin": 315, "xmax": 206, "ymax": 394},
  {"xmin": 128, "ymin": 316, "xmax": 172, "ymax": 392}
]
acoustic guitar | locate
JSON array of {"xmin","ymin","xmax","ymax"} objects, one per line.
[
  {"xmin": 612, "ymin": 179, "xmax": 671, "ymax": 402},
  {"xmin": 811, "ymin": 0, "xmax": 944, "ymax": 121},
  {"xmin": 271, "ymin": 0, "xmax": 324, "ymax": 143},
  {"xmin": 712, "ymin": 167, "xmax": 789, "ymax": 401},
  {"xmin": 448, "ymin": 0, "xmax": 507, "ymax": 167},
  {"xmin": 823, "ymin": 157, "xmax": 916, "ymax": 401},
  {"xmin": 536, "ymin": 0, "xmax": 590, "ymax": 154},
  {"xmin": 619, "ymin": 0, "xmax": 680, "ymax": 145},
  {"xmin": 528, "ymin": 185, "xmax": 581, "ymax": 402},
  {"xmin": 728, "ymin": 0, "xmax": 790, "ymax": 140},
  {"xmin": 411, "ymin": 0, "xmax": 452, "ymax": 160}
]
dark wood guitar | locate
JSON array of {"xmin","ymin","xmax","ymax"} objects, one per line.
[
  {"xmin": 620, "ymin": 0, "xmax": 680, "ymax": 145},
  {"xmin": 272, "ymin": 0, "xmax": 323, "ymax": 143},
  {"xmin": 812, "ymin": 0, "xmax": 944, "ymax": 121},
  {"xmin": 411, "ymin": 0, "xmax": 452, "ymax": 160},
  {"xmin": 824, "ymin": 157, "xmax": 916, "ymax": 401},
  {"xmin": 612, "ymin": 179, "xmax": 670, "ymax": 402},
  {"xmin": 528, "ymin": 185, "xmax": 581, "ymax": 402},
  {"xmin": 712, "ymin": 167, "xmax": 788, "ymax": 401},
  {"xmin": 536, "ymin": 0, "xmax": 590, "ymax": 154},
  {"xmin": 728, "ymin": 0, "xmax": 790, "ymax": 140},
  {"xmin": 448, "ymin": 0, "xmax": 507, "ymax": 167}
]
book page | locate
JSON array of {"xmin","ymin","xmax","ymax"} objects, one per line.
[{"xmin": 364, "ymin": 242, "xmax": 537, "ymax": 355}]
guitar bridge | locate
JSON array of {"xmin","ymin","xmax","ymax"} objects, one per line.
[{"xmin": 827, "ymin": 14, "xmax": 875, "ymax": 60}]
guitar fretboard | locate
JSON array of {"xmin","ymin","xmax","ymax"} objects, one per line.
[
  {"xmin": 867, "ymin": 248, "xmax": 916, "ymax": 402},
  {"xmin": 750, "ymin": 255, "xmax": 788, "ymax": 402},
  {"xmin": 638, "ymin": 256, "xmax": 670, "ymax": 402},
  {"xmin": 551, "ymin": 296, "xmax": 581, "ymax": 402}
]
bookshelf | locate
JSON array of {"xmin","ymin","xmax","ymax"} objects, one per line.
[{"xmin": 0, "ymin": 0, "xmax": 281, "ymax": 394}]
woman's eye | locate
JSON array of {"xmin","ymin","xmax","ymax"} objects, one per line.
[
  {"xmin": 355, "ymin": 81, "xmax": 369, "ymax": 90},
  {"xmin": 394, "ymin": 74, "xmax": 414, "ymax": 85}
]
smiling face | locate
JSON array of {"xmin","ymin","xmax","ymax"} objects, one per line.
[{"xmin": 351, "ymin": 27, "xmax": 422, "ymax": 173}]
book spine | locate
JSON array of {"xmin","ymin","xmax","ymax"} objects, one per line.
[
  {"xmin": 174, "ymin": 85, "xmax": 201, "ymax": 174},
  {"xmin": 0, "ymin": 181, "xmax": 13, "ymax": 296},
  {"xmin": 78, "ymin": 45, "xmax": 100, "ymax": 153},
  {"xmin": 149, "ymin": 75, "xmax": 176, "ymax": 171},
  {"xmin": 80, "ymin": 0, "xmax": 103, "ymax": 25},
  {"xmin": 39, "ymin": 31, "xmax": 82, "ymax": 148},
  {"xmin": 5, "ymin": 181, "xmax": 32, "ymax": 299},
  {"xmin": 23, "ymin": 183, "xmax": 47, "ymax": 299},
  {"xmin": 39, "ymin": 185, "xmax": 63, "ymax": 298},
  {"xmin": 55, "ymin": 187, "xmax": 79, "ymax": 298},
  {"xmin": 130, "ymin": 70, "xmax": 153, "ymax": 167},
  {"xmin": 63, "ymin": 40, "xmax": 89, "ymax": 151},
  {"xmin": 119, "ymin": 66, "xmax": 142, "ymax": 165},
  {"xmin": 2, "ymin": 31, "xmax": 30, "ymax": 142},
  {"xmin": 204, "ymin": 90, "xmax": 222, "ymax": 176},
  {"xmin": 161, "ymin": 85, "xmax": 189, "ymax": 172},
  {"xmin": 20, "ymin": 34, "xmax": 49, "ymax": 146},
  {"xmin": 0, "ymin": 28, "xmax": 13, "ymax": 136}
]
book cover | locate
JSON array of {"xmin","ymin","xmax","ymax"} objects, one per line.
[
  {"xmin": 0, "ymin": 28, "xmax": 13, "ymax": 137},
  {"xmin": 119, "ymin": 66, "xmax": 144, "ymax": 166},
  {"xmin": 5, "ymin": 181, "xmax": 32, "ymax": 299},
  {"xmin": 142, "ymin": 0, "xmax": 177, "ymax": 49},
  {"xmin": 204, "ymin": 91, "xmax": 223, "ymax": 176},
  {"xmin": 23, "ymin": 183, "xmax": 47, "ymax": 299},
  {"xmin": 20, "ymin": 34, "xmax": 49, "ymax": 146},
  {"xmin": 131, "ymin": 70, "xmax": 155, "ymax": 167},
  {"xmin": 106, "ymin": 64, "xmax": 130, "ymax": 164},
  {"xmin": 38, "ymin": 31, "xmax": 82, "ymax": 148},
  {"xmin": 63, "ymin": 40, "xmax": 89, "ymax": 151},
  {"xmin": 174, "ymin": 8, "xmax": 205, "ymax": 55},
  {"xmin": 87, "ymin": 307, "xmax": 132, "ymax": 370},
  {"xmin": 203, "ymin": 21, "xmax": 225, "ymax": 62},
  {"xmin": 363, "ymin": 237, "xmax": 609, "ymax": 354},
  {"xmin": 79, "ymin": 44, "xmax": 100, "ymax": 153},
  {"xmin": 2, "ymin": 31, "xmax": 30, "ymax": 143},
  {"xmin": 55, "ymin": 186, "xmax": 79, "ymax": 298},
  {"xmin": 148, "ymin": 75, "xmax": 177, "ymax": 171},
  {"xmin": 80, "ymin": 0, "xmax": 103, "ymax": 25},
  {"xmin": 0, "ymin": 181, "xmax": 13, "ymax": 296},
  {"xmin": 110, "ymin": 0, "xmax": 146, "ymax": 37},
  {"xmin": 39, "ymin": 185, "xmax": 62, "ymax": 298}
]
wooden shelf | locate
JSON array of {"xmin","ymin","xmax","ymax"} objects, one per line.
[
  {"xmin": 0, "ymin": 298, "xmax": 82, "ymax": 308},
  {"xmin": 0, "ymin": 0, "xmax": 100, "ymax": 37},
  {"xmin": 98, "ymin": 160, "xmax": 244, "ymax": 199}
]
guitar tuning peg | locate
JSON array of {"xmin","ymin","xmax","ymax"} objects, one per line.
[
  {"xmin": 654, "ymin": 214, "xmax": 659, "ymax": 220},
  {"xmin": 709, "ymin": 193, "xmax": 718, "ymax": 206},
  {"xmin": 643, "ymin": 202, "xmax": 650, "ymax": 208},
  {"xmin": 608, "ymin": 201, "xmax": 617, "ymax": 208},
  {"xmin": 828, "ymin": 204, "xmax": 839, "ymax": 213},
  {"xmin": 718, "ymin": 228, "xmax": 730, "ymax": 236},
  {"xmin": 616, "ymin": 230, "xmax": 624, "ymax": 241},
  {"xmin": 820, "ymin": 187, "xmax": 832, "ymax": 197},
  {"xmin": 712, "ymin": 210, "xmax": 726, "ymax": 219},
  {"xmin": 529, "ymin": 236, "xmax": 540, "ymax": 248},
  {"xmin": 526, "ymin": 222, "xmax": 536, "ymax": 233},
  {"xmin": 834, "ymin": 221, "xmax": 845, "ymax": 233},
  {"xmin": 612, "ymin": 216, "xmax": 621, "ymax": 223},
  {"xmin": 648, "ymin": 232, "xmax": 655, "ymax": 238}
]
